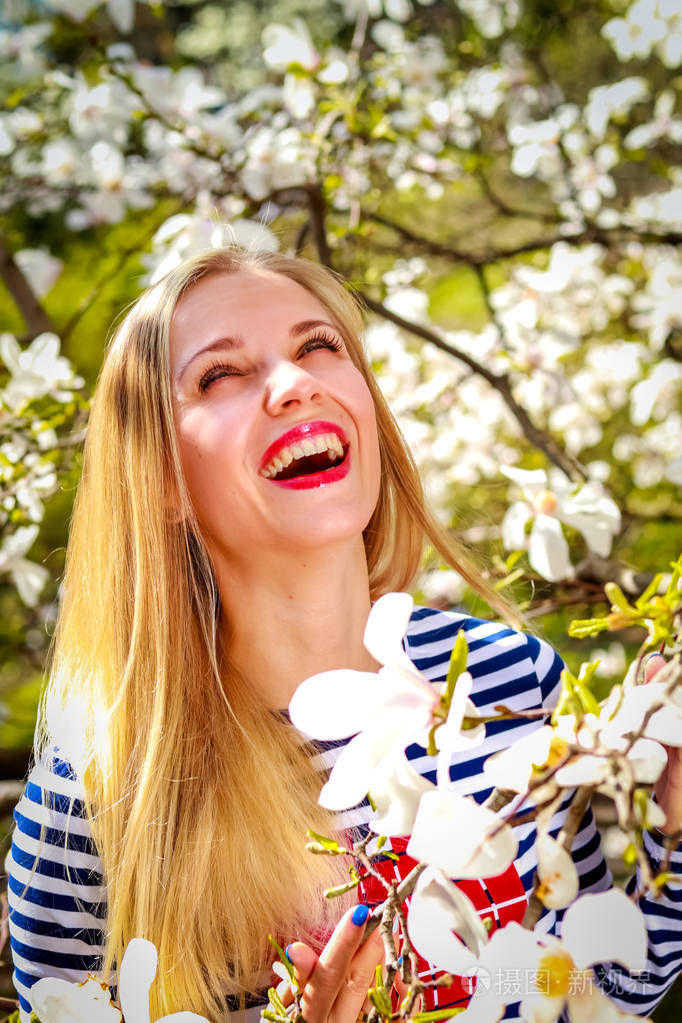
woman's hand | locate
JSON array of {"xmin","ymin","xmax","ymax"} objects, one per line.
[
  {"xmin": 646, "ymin": 654, "xmax": 682, "ymax": 835},
  {"xmin": 284, "ymin": 904, "xmax": 384, "ymax": 1023}
]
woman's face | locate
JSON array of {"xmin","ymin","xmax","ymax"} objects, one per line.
[{"xmin": 169, "ymin": 269, "xmax": 382, "ymax": 569}]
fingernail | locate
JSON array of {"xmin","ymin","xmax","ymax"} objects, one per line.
[
  {"xmin": 352, "ymin": 904, "xmax": 370, "ymax": 926},
  {"xmin": 647, "ymin": 653, "xmax": 665, "ymax": 662},
  {"xmin": 285, "ymin": 944, "xmax": 295, "ymax": 963}
]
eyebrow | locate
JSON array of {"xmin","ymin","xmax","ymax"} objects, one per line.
[{"xmin": 176, "ymin": 319, "xmax": 339, "ymax": 382}]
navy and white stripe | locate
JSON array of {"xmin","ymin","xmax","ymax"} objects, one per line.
[{"xmin": 6, "ymin": 607, "xmax": 681, "ymax": 1021}]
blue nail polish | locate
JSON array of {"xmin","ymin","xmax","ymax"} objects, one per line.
[
  {"xmin": 285, "ymin": 944, "xmax": 294, "ymax": 963},
  {"xmin": 647, "ymin": 652, "xmax": 665, "ymax": 661},
  {"xmin": 352, "ymin": 904, "xmax": 370, "ymax": 926}
]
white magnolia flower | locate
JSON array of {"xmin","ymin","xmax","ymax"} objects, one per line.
[
  {"xmin": 0, "ymin": 332, "xmax": 84, "ymax": 411},
  {"xmin": 32, "ymin": 938, "xmax": 210, "ymax": 1023},
  {"xmin": 483, "ymin": 710, "xmax": 668, "ymax": 799},
  {"xmin": 0, "ymin": 525, "xmax": 49, "ymax": 606},
  {"xmin": 32, "ymin": 975, "xmax": 122, "ymax": 1023},
  {"xmin": 407, "ymin": 867, "xmax": 489, "ymax": 973},
  {"xmin": 602, "ymin": 1, "xmax": 667, "ymax": 61},
  {"xmin": 289, "ymin": 593, "xmax": 484, "ymax": 816},
  {"xmin": 452, "ymin": 890, "xmax": 648, "ymax": 1023},
  {"xmin": 625, "ymin": 91, "xmax": 682, "ymax": 149},
  {"xmin": 142, "ymin": 202, "xmax": 279, "ymax": 285},
  {"xmin": 118, "ymin": 937, "xmax": 210, "ymax": 1023},
  {"xmin": 407, "ymin": 787, "xmax": 518, "ymax": 879},
  {"xmin": 14, "ymin": 248, "xmax": 63, "ymax": 299},
  {"xmin": 602, "ymin": 681, "xmax": 682, "ymax": 749},
  {"xmin": 535, "ymin": 832, "xmax": 579, "ymax": 910},
  {"xmin": 262, "ymin": 19, "xmax": 319, "ymax": 72},
  {"xmin": 500, "ymin": 466, "xmax": 621, "ymax": 582}
]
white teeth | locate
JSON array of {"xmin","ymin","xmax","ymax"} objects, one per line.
[{"xmin": 261, "ymin": 431, "xmax": 346, "ymax": 479}]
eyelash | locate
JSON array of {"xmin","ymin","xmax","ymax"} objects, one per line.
[{"xmin": 197, "ymin": 332, "xmax": 344, "ymax": 393}]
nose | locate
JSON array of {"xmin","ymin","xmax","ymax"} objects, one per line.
[{"xmin": 263, "ymin": 359, "xmax": 322, "ymax": 416}]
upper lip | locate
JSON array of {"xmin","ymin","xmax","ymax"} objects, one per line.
[{"xmin": 259, "ymin": 420, "xmax": 349, "ymax": 470}]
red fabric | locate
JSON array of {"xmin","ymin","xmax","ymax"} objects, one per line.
[{"xmin": 358, "ymin": 837, "xmax": 527, "ymax": 1012}]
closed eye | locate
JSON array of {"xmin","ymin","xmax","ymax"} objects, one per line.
[
  {"xmin": 297, "ymin": 332, "xmax": 344, "ymax": 358},
  {"xmin": 198, "ymin": 360, "xmax": 243, "ymax": 393}
]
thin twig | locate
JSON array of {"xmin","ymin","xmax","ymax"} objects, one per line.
[{"xmin": 358, "ymin": 291, "xmax": 586, "ymax": 482}]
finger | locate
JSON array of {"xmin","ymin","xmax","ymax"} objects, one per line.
[
  {"xmin": 286, "ymin": 905, "xmax": 376, "ymax": 1023},
  {"xmin": 645, "ymin": 653, "xmax": 666, "ymax": 683},
  {"xmin": 329, "ymin": 926, "xmax": 384, "ymax": 1022}
]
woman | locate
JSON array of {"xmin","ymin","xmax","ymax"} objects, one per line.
[{"xmin": 7, "ymin": 248, "xmax": 681, "ymax": 1023}]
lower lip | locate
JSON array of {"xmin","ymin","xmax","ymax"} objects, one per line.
[{"xmin": 269, "ymin": 453, "xmax": 351, "ymax": 490}]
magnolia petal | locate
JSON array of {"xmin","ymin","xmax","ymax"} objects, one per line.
[
  {"xmin": 437, "ymin": 674, "xmax": 485, "ymax": 788},
  {"xmin": 554, "ymin": 755, "xmax": 608, "ymax": 788},
  {"xmin": 119, "ymin": 937, "xmax": 157, "ymax": 1023},
  {"xmin": 289, "ymin": 669, "xmax": 396, "ymax": 740},
  {"xmin": 519, "ymin": 992, "xmax": 566, "ymax": 1023},
  {"xmin": 454, "ymin": 923, "xmax": 541, "ymax": 1023},
  {"xmin": 31, "ymin": 977, "xmax": 122, "ymax": 1023},
  {"xmin": 363, "ymin": 591, "xmax": 415, "ymax": 671},
  {"xmin": 502, "ymin": 501, "xmax": 532, "ymax": 551},
  {"xmin": 604, "ymin": 683, "xmax": 682, "ymax": 748},
  {"xmin": 500, "ymin": 466, "xmax": 548, "ymax": 491},
  {"xmin": 529, "ymin": 515, "xmax": 573, "ymax": 582},
  {"xmin": 567, "ymin": 981, "xmax": 641, "ymax": 1023},
  {"xmin": 406, "ymin": 868, "xmax": 485, "ymax": 973},
  {"xmin": 558, "ymin": 509, "xmax": 614, "ymax": 559},
  {"xmin": 319, "ymin": 713, "xmax": 413, "ymax": 810},
  {"xmin": 536, "ymin": 833, "xmax": 579, "ymax": 910},
  {"xmin": 483, "ymin": 727, "xmax": 554, "ymax": 793},
  {"xmin": 561, "ymin": 890, "xmax": 647, "ymax": 972},
  {"xmin": 407, "ymin": 789, "xmax": 517, "ymax": 879},
  {"xmin": 369, "ymin": 752, "xmax": 435, "ymax": 837}
]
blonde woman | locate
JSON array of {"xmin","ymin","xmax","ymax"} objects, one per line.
[{"xmin": 7, "ymin": 249, "xmax": 681, "ymax": 1023}]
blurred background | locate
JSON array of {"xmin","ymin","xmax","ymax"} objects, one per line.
[{"xmin": 0, "ymin": 0, "xmax": 681, "ymax": 1016}]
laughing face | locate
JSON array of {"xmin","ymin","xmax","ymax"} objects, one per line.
[{"xmin": 169, "ymin": 269, "xmax": 382, "ymax": 571}]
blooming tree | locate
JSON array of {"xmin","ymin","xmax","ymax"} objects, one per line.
[{"xmin": 1, "ymin": 0, "xmax": 681, "ymax": 1016}]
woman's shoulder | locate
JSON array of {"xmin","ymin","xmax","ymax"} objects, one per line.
[{"xmin": 405, "ymin": 605, "xmax": 564, "ymax": 710}]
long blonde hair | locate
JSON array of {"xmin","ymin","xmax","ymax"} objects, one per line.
[{"xmin": 37, "ymin": 248, "xmax": 517, "ymax": 1020}]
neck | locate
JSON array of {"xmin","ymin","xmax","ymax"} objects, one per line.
[{"xmin": 214, "ymin": 538, "xmax": 378, "ymax": 709}]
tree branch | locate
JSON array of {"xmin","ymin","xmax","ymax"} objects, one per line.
[
  {"xmin": 358, "ymin": 291, "xmax": 586, "ymax": 481},
  {"xmin": 0, "ymin": 237, "xmax": 56, "ymax": 338},
  {"xmin": 364, "ymin": 211, "xmax": 682, "ymax": 267},
  {"xmin": 306, "ymin": 183, "xmax": 333, "ymax": 268}
]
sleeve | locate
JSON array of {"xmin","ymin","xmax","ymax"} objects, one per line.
[
  {"xmin": 6, "ymin": 753, "xmax": 108, "ymax": 1023},
  {"xmin": 528, "ymin": 634, "xmax": 682, "ymax": 1017}
]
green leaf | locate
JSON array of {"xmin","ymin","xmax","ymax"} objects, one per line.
[
  {"xmin": 444, "ymin": 629, "xmax": 469, "ymax": 706},
  {"xmin": 368, "ymin": 984, "xmax": 393, "ymax": 1018},
  {"xmin": 605, "ymin": 582, "xmax": 634, "ymax": 615},
  {"xmin": 306, "ymin": 829, "xmax": 347, "ymax": 854},
  {"xmin": 268, "ymin": 986, "xmax": 288, "ymax": 1017},
  {"xmin": 636, "ymin": 574, "xmax": 663, "ymax": 608},
  {"xmin": 268, "ymin": 934, "xmax": 297, "ymax": 988},
  {"xmin": 324, "ymin": 877, "xmax": 362, "ymax": 898},
  {"xmin": 412, "ymin": 1009, "xmax": 465, "ymax": 1021},
  {"xmin": 493, "ymin": 567, "xmax": 526, "ymax": 592},
  {"xmin": 568, "ymin": 617, "xmax": 610, "ymax": 638}
]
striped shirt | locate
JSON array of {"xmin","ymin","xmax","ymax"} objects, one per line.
[{"xmin": 7, "ymin": 606, "xmax": 682, "ymax": 1022}]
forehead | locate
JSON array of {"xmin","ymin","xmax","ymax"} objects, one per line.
[{"xmin": 168, "ymin": 269, "xmax": 331, "ymax": 369}]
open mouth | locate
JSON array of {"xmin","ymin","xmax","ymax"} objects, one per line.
[{"xmin": 260, "ymin": 432, "xmax": 349, "ymax": 482}]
